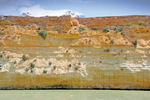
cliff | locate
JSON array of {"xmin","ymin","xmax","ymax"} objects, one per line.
[{"xmin": 0, "ymin": 15, "xmax": 150, "ymax": 89}]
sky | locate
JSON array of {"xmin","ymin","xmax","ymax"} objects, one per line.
[{"xmin": 0, "ymin": 0, "xmax": 150, "ymax": 17}]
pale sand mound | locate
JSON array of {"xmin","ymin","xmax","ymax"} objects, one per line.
[
  {"xmin": 0, "ymin": 51, "xmax": 88, "ymax": 77},
  {"xmin": 137, "ymin": 39, "xmax": 150, "ymax": 48}
]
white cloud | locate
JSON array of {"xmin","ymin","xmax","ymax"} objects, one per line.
[{"xmin": 19, "ymin": 5, "xmax": 82, "ymax": 17}]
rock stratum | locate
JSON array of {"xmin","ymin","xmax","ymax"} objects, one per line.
[{"xmin": 0, "ymin": 15, "xmax": 150, "ymax": 89}]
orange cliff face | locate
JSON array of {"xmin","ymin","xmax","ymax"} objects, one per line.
[
  {"xmin": 0, "ymin": 15, "xmax": 150, "ymax": 89},
  {"xmin": 0, "ymin": 15, "xmax": 149, "ymax": 48}
]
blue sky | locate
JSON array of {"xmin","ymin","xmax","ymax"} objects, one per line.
[{"xmin": 0, "ymin": 0, "xmax": 150, "ymax": 17}]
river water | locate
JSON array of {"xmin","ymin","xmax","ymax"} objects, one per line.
[{"xmin": 0, "ymin": 90, "xmax": 150, "ymax": 100}]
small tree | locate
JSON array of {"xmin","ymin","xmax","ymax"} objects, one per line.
[{"xmin": 37, "ymin": 30, "xmax": 47, "ymax": 39}]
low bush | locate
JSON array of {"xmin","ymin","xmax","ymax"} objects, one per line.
[
  {"xmin": 132, "ymin": 40, "xmax": 137, "ymax": 47},
  {"xmin": 49, "ymin": 62, "xmax": 52, "ymax": 65},
  {"xmin": 104, "ymin": 48, "xmax": 110, "ymax": 52},
  {"xmin": 75, "ymin": 66, "xmax": 79, "ymax": 71},
  {"xmin": 22, "ymin": 54, "xmax": 27, "ymax": 61},
  {"xmin": 0, "ymin": 54, "xmax": 2, "ymax": 58},
  {"xmin": 79, "ymin": 26, "xmax": 85, "ymax": 33},
  {"xmin": 30, "ymin": 63, "xmax": 35, "ymax": 70},
  {"xmin": 121, "ymin": 31, "xmax": 125, "ymax": 37},
  {"xmin": 68, "ymin": 64, "xmax": 72, "ymax": 68},
  {"xmin": 43, "ymin": 70, "xmax": 47, "ymax": 74},
  {"xmin": 37, "ymin": 30, "xmax": 47, "ymax": 39},
  {"xmin": 103, "ymin": 28, "xmax": 109, "ymax": 33},
  {"xmin": 110, "ymin": 39, "xmax": 114, "ymax": 44},
  {"xmin": 113, "ymin": 27, "xmax": 122, "ymax": 32}
]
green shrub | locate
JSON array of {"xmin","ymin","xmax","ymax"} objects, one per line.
[
  {"xmin": 49, "ymin": 62, "xmax": 52, "ymax": 65},
  {"xmin": 37, "ymin": 30, "xmax": 47, "ymax": 39},
  {"xmin": 75, "ymin": 66, "xmax": 78, "ymax": 71},
  {"xmin": 25, "ymin": 68, "xmax": 29, "ymax": 72},
  {"xmin": 7, "ymin": 56, "xmax": 10, "ymax": 59},
  {"xmin": 38, "ymin": 27, "xmax": 41, "ymax": 30},
  {"xmin": 108, "ymin": 36, "xmax": 111, "ymax": 40},
  {"xmin": 118, "ymin": 27, "xmax": 123, "ymax": 32},
  {"xmin": 68, "ymin": 64, "xmax": 72, "ymax": 68},
  {"xmin": 104, "ymin": 48, "xmax": 110, "ymax": 52},
  {"xmin": 53, "ymin": 66, "xmax": 56, "ymax": 69},
  {"xmin": 0, "ymin": 54, "xmax": 2, "ymax": 58},
  {"xmin": 22, "ymin": 54, "xmax": 27, "ymax": 61},
  {"xmin": 113, "ymin": 27, "xmax": 123, "ymax": 32},
  {"xmin": 103, "ymin": 28, "xmax": 109, "ymax": 33},
  {"xmin": 113, "ymin": 27, "xmax": 117, "ymax": 31},
  {"xmin": 132, "ymin": 40, "xmax": 137, "ymax": 47},
  {"xmin": 121, "ymin": 31, "xmax": 124, "ymax": 37},
  {"xmin": 79, "ymin": 26, "xmax": 85, "ymax": 32},
  {"xmin": 30, "ymin": 63, "xmax": 35, "ymax": 70},
  {"xmin": 110, "ymin": 39, "xmax": 114, "ymax": 44},
  {"xmin": 14, "ymin": 61, "xmax": 17, "ymax": 64},
  {"xmin": 43, "ymin": 70, "xmax": 47, "ymax": 74}
]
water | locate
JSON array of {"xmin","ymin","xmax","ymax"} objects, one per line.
[{"xmin": 0, "ymin": 90, "xmax": 149, "ymax": 100}]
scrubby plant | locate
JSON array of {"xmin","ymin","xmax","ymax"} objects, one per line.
[
  {"xmin": 14, "ymin": 61, "xmax": 17, "ymax": 64},
  {"xmin": 79, "ymin": 26, "xmax": 85, "ymax": 33},
  {"xmin": 103, "ymin": 28, "xmax": 109, "ymax": 33},
  {"xmin": 30, "ymin": 63, "xmax": 35, "ymax": 70},
  {"xmin": 113, "ymin": 26, "xmax": 123, "ymax": 32},
  {"xmin": 37, "ymin": 30, "xmax": 47, "ymax": 39},
  {"xmin": 113, "ymin": 27, "xmax": 117, "ymax": 31},
  {"xmin": 57, "ymin": 29, "xmax": 63, "ymax": 34},
  {"xmin": 108, "ymin": 36, "xmax": 111, "ymax": 40},
  {"xmin": 118, "ymin": 27, "xmax": 123, "ymax": 32},
  {"xmin": 38, "ymin": 26, "xmax": 41, "ymax": 30},
  {"xmin": 53, "ymin": 65, "xmax": 56, "ymax": 69},
  {"xmin": 121, "ymin": 31, "xmax": 124, "ymax": 37},
  {"xmin": 78, "ymin": 63, "xmax": 81, "ymax": 65},
  {"xmin": 68, "ymin": 64, "xmax": 72, "ymax": 68},
  {"xmin": 49, "ymin": 62, "xmax": 52, "ymax": 65},
  {"xmin": 7, "ymin": 56, "xmax": 10, "ymax": 59},
  {"xmin": 104, "ymin": 48, "xmax": 110, "ymax": 52},
  {"xmin": 132, "ymin": 40, "xmax": 137, "ymax": 47},
  {"xmin": 25, "ymin": 68, "xmax": 29, "ymax": 72},
  {"xmin": 75, "ymin": 66, "xmax": 79, "ymax": 71},
  {"xmin": 1, "ymin": 28, "xmax": 4, "ymax": 31},
  {"xmin": 0, "ymin": 54, "xmax": 2, "ymax": 58},
  {"xmin": 31, "ymin": 70, "xmax": 33, "ymax": 73},
  {"xmin": 43, "ymin": 70, "xmax": 47, "ymax": 74},
  {"xmin": 22, "ymin": 54, "xmax": 27, "ymax": 61},
  {"xmin": 110, "ymin": 39, "xmax": 114, "ymax": 44}
]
